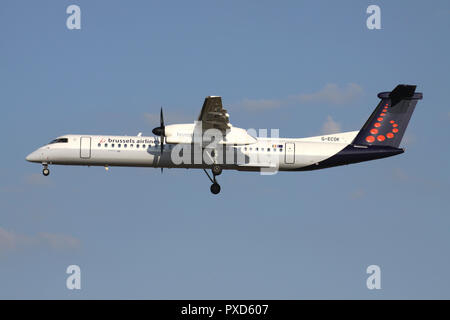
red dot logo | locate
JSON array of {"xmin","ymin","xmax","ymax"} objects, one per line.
[
  {"xmin": 374, "ymin": 123, "xmax": 381, "ymax": 127},
  {"xmin": 377, "ymin": 135, "xmax": 385, "ymax": 142},
  {"xmin": 392, "ymin": 128, "xmax": 398, "ymax": 133},
  {"xmin": 370, "ymin": 128, "xmax": 378, "ymax": 134},
  {"xmin": 380, "ymin": 113, "xmax": 386, "ymax": 116},
  {"xmin": 387, "ymin": 133, "xmax": 394, "ymax": 139},
  {"xmin": 390, "ymin": 120, "xmax": 395, "ymax": 124},
  {"xmin": 366, "ymin": 136, "xmax": 375, "ymax": 143},
  {"xmin": 377, "ymin": 117, "xmax": 383, "ymax": 121}
]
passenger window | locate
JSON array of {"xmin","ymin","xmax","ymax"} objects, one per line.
[
  {"xmin": 105, "ymin": 143, "xmax": 108, "ymax": 147},
  {"xmin": 118, "ymin": 144, "xmax": 121, "ymax": 148},
  {"xmin": 124, "ymin": 144, "xmax": 127, "ymax": 148},
  {"xmin": 136, "ymin": 144, "xmax": 140, "ymax": 148},
  {"xmin": 98, "ymin": 143, "xmax": 101, "ymax": 147},
  {"xmin": 130, "ymin": 144, "xmax": 133, "ymax": 148},
  {"xmin": 142, "ymin": 144, "xmax": 146, "ymax": 149}
]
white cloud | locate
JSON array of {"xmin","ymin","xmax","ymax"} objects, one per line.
[
  {"xmin": 401, "ymin": 132, "xmax": 416, "ymax": 147},
  {"xmin": 390, "ymin": 168, "xmax": 444, "ymax": 190},
  {"xmin": 0, "ymin": 227, "xmax": 80, "ymax": 254},
  {"xmin": 38, "ymin": 233, "xmax": 81, "ymax": 250},
  {"xmin": 235, "ymin": 83, "xmax": 363, "ymax": 112},
  {"xmin": 144, "ymin": 111, "xmax": 194, "ymax": 126},
  {"xmin": 0, "ymin": 227, "xmax": 30, "ymax": 252},
  {"xmin": 350, "ymin": 189, "xmax": 365, "ymax": 199},
  {"xmin": 392, "ymin": 168, "xmax": 409, "ymax": 182},
  {"xmin": 0, "ymin": 185, "xmax": 23, "ymax": 193},
  {"xmin": 144, "ymin": 113, "xmax": 161, "ymax": 125},
  {"xmin": 239, "ymin": 98, "xmax": 282, "ymax": 110},
  {"xmin": 321, "ymin": 116, "xmax": 342, "ymax": 135},
  {"xmin": 293, "ymin": 83, "xmax": 363, "ymax": 105},
  {"xmin": 1, "ymin": 174, "xmax": 51, "ymax": 195},
  {"xmin": 24, "ymin": 173, "xmax": 51, "ymax": 186}
]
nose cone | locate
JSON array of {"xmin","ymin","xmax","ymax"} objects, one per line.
[
  {"xmin": 152, "ymin": 126, "xmax": 164, "ymax": 136},
  {"xmin": 26, "ymin": 151, "xmax": 41, "ymax": 163}
]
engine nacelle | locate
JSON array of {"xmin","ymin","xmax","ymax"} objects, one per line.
[
  {"xmin": 164, "ymin": 123, "xmax": 256, "ymax": 145},
  {"xmin": 164, "ymin": 123, "xmax": 196, "ymax": 144}
]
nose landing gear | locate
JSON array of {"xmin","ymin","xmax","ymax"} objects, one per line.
[
  {"xmin": 203, "ymin": 167, "xmax": 222, "ymax": 195},
  {"xmin": 42, "ymin": 164, "xmax": 50, "ymax": 176},
  {"xmin": 210, "ymin": 182, "xmax": 221, "ymax": 195}
]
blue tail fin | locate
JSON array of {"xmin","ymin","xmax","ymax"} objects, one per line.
[{"xmin": 352, "ymin": 84, "xmax": 423, "ymax": 148}]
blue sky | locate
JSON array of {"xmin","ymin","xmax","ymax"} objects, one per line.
[{"xmin": 1, "ymin": 0, "xmax": 449, "ymax": 299}]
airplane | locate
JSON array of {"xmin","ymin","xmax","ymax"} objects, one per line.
[{"xmin": 26, "ymin": 84, "xmax": 422, "ymax": 194}]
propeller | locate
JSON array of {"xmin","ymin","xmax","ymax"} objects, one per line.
[
  {"xmin": 152, "ymin": 107, "xmax": 165, "ymax": 154},
  {"xmin": 152, "ymin": 107, "xmax": 165, "ymax": 173}
]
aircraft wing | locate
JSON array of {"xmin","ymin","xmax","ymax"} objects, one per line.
[{"xmin": 197, "ymin": 96, "xmax": 231, "ymax": 131}]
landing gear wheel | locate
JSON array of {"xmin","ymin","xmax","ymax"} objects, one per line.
[
  {"xmin": 203, "ymin": 168, "xmax": 222, "ymax": 195},
  {"xmin": 43, "ymin": 168, "xmax": 50, "ymax": 176},
  {"xmin": 212, "ymin": 165, "xmax": 222, "ymax": 176},
  {"xmin": 210, "ymin": 183, "xmax": 221, "ymax": 195}
]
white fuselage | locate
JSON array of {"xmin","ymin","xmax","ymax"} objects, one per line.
[{"xmin": 26, "ymin": 131, "xmax": 359, "ymax": 171}]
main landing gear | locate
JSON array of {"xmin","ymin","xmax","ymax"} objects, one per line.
[
  {"xmin": 203, "ymin": 165, "xmax": 222, "ymax": 195},
  {"xmin": 42, "ymin": 164, "xmax": 50, "ymax": 176}
]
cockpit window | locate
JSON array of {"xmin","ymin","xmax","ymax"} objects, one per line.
[{"xmin": 48, "ymin": 138, "xmax": 68, "ymax": 144}]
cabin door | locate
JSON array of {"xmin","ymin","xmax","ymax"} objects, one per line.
[
  {"xmin": 80, "ymin": 137, "xmax": 91, "ymax": 159},
  {"xmin": 285, "ymin": 142, "xmax": 295, "ymax": 164}
]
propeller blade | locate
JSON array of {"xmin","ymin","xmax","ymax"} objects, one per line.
[
  {"xmin": 152, "ymin": 107, "xmax": 166, "ymax": 137},
  {"xmin": 160, "ymin": 106, "xmax": 165, "ymax": 153}
]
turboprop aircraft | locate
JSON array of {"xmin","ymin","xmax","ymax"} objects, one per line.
[{"xmin": 26, "ymin": 84, "xmax": 422, "ymax": 194}]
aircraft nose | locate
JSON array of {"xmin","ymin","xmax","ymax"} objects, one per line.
[{"xmin": 26, "ymin": 150, "xmax": 41, "ymax": 162}]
